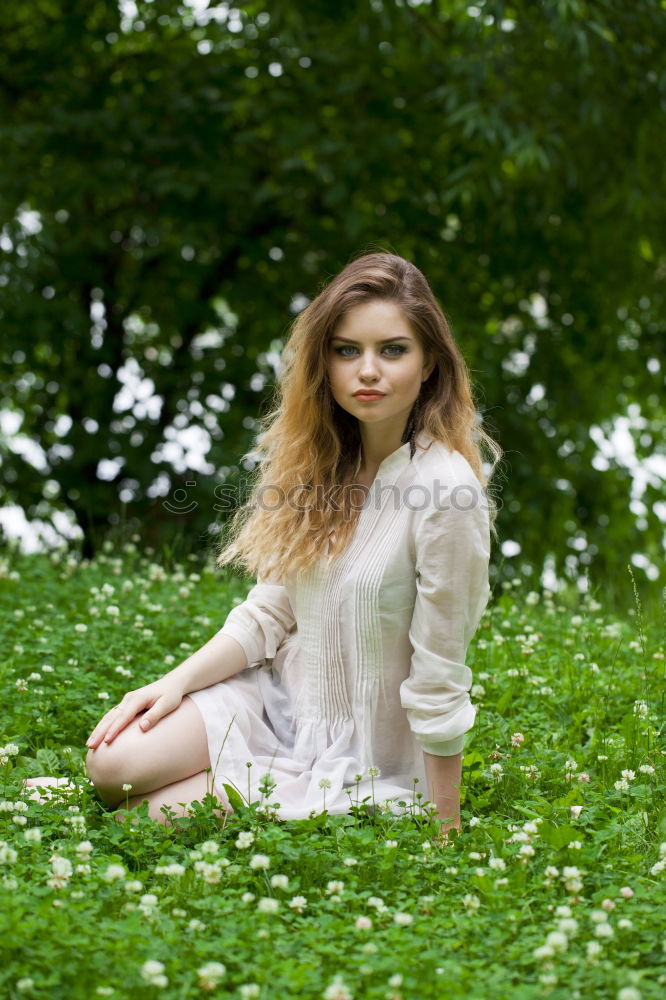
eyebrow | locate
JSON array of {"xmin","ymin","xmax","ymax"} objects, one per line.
[{"xmin": 330, "ymin": 335, "xmax": 413, "ymax": 345}]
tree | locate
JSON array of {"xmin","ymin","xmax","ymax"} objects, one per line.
[{"xmin": 1, "ymin": 0, "xmax": 664, "ymax": 601}]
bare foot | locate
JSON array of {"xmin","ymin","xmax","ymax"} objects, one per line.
[{"xmin": 22, "ymin": 776, "xmax": 76, "ymax": 802}]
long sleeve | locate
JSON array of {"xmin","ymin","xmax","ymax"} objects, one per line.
[
  {"xmin": 400, "ymin": 477, "xmax": 491, "ymax": 756},
  {"xmin": 217, "ymin": 576, "xmax": 296, "ymax": 669}
]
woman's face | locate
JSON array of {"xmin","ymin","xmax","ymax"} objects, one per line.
[{"xmin": 326, "ymin": 299, "xmax": 434, "ymax": 440}]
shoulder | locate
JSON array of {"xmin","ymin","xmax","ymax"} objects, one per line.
[{"xmin": 408, "ymin": 438, "xmax": 489, "ymax": 546}]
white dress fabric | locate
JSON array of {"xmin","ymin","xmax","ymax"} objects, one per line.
[{"xmin": 188, "ymin": 430, "xmax": 491, "ymax": 820}]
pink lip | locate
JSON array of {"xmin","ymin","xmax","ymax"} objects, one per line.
[{"xmin": 353, "ymin": 391, "xmax": 385, "ymax": 399}]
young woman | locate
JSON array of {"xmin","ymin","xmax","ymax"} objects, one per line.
[{"xmin": 27, "ymin": 252, "xmax": 501, "ymax": 838}]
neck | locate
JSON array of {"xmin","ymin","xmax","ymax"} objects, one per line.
[{"xmin": 358, "ymin": 422, "xmax": 412, "ymax": 472}]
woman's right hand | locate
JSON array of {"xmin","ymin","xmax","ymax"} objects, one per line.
[{"xmin": 85, "ymin": 678, "xmax": 185, "ymax": 749}]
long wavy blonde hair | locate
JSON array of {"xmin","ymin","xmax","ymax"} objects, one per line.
[{"xmin": 216, "ymin": 251, "xmax": 502, "ymax": 580}]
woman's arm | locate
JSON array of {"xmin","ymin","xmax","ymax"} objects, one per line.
[
  {"xmin": 163, "ymin": 631, "xmax": 248, "ymax": 694},
  {"xmin": 423, "ymin": 749, "xmax": 462, "ymax": 838},
  {"xmin": 86, "ymin": 633, "xmax": 248, "ymax": 748}
]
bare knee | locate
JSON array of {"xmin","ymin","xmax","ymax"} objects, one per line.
[{"xmin": 85, "ymin": 743, "xmax": 132, "ymax": 806}]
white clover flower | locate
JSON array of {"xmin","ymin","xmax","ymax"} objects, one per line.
[
  {"xmin": 355, "ymin": 916, "xmax": 372, "ymax": 930},
  {"xmin": 154, "ymin": 863, "xmax": 185, "ymax": 877},
  {"xmin": 617, "ymin": 989, "xmax": 641, "ymax": 1000},
  {"xmin": 389, "ymin": 974, "xmax": 403, "ymax": 988},
  {"xmin": 594, "ymin": 922, "xmax": 614, "ymax": 938},
  {"xmin": 199, "ymin": 840, "xmax": 220, "ymax": 855},
  {"xmin": 24, "ymin": 828, "xmax": 42, "ymax": 843},
  {"xmin": 270, "ymin": 874, "xmax": 289, "ymax": 890},
  {"xmin": 519, "ymin": 844, "xmax": 535, "ymax": 857},
  {"xmin": 533, "ymin": 944, "xmax": 555, "ymax": 960},
  {"xmin": 16, "ymin": 979, "xmax": 34, "ymax": 993},
  {"xmin": 393, "ymin": 912, "xmax": 413, "ymax": 926},
  {"xmin": 638, "ymin": 764, "xmax": 655, "ymax": 775},
  {"xmin": 633, "ymin": 700, "xmax": 648, "ymax": 718},
  {"xmin": 545, "ymin": 931, "xmax": 568, "ymax": 953},
  {"xmin": 649, "ymin": 859, "xmax": 665, "ymax": 876},
  {"xmin": 343, "ymin": 857, "xmax": 358, "ymax": 866},
  {"xmin": 367, "ymin": 896, "xmax": 386, "ymax": 911},
  {"xmin": 614, "ymin": 779, "xmax": 630, "ymax": 791},
  {"xmin": 102, "ymin": 863, "xmax": 126, "ymax": 883},
  {"xmin": 238, "ymin": 986, "xmax": 260, "ymax": 999},
  {"xmin": 241, "ymin": 892, "xmax": 255, "ymax": 903},
  {"xmin": 76, "ymin": 841, "xmax": 93, "ymax": 859},
  {"xmin": 462, "ymin": 893, "xmax": 481, "ymax": 912},
  {"xmin": 197, "ymin": 962, "xmax": 226, "ymax": 990},
  {"xmin": 193, "ymin": 861, "xmax": 222, "ymax": 885},
  {"xmin": 74, "ymin": 623, "xmax": 88, "ymax": 632},
  {"xmin": 326, "ymin": 880, "xmax": 344, "ymax": 895},
  {"xmin": 555, "ymin": 904, "xmax": 572, "ymax": 918},
  {"xmin": 488, "ymin": 857, "xmax": 506, "ymax": 871},
  {"xmin": 257, "ymin": 897, "xmax": 278, "ymax": 914},
  {"xmin": 0, "ymin": 844, "xmax": 18, "ymax": 865},
  {"xmin": 385, "ymin": 840, "xmax": 398, "ymax": 849},
  {"xmin": 249, "ymin": 854, "xmax": 270, "ymax": 870},
  {"xmin": 289, "ymin": 895, "xmax": 307, "ymax": 912},
  {"xmin": 558, "ymin": 918, "xmax": 578, "ymax": 937},
  {"xmin": 12, "ymin": 816, "xmax": 27, "ymax": 827},
  {"xmin": 124, "ymin": 880, "xmax": 143, "ymax": 893},
  {"xmin": 140, "ymin": 960, "xmax": 168, "ymax": 988},
  {"xmin": 235, "ymin": 831, "xmax": 255, "ymax": 849},
  {"xmin": 617, "ymin": 919, "xmax": 633, "ymax": 930},
  {"xmin": 490, "ymin": 763, "xmax": 504, "ymax": 779},
  {"xmin": 323, "ymin": 975, "xmax": 353, "ymax": 1000},
  {"xmin": 621, "ymin": 769, "xmax": 636, "ymax": 782},
  {"xmin": 50, "ymin": 855, "xmax": 73, "ymax": 879},
  {"xmin": 586, "ymin": 941, "xmax": 602, "ymax": 960}
]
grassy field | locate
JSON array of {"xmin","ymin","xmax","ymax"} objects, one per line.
[{"xmin": 0, "ymin": 544, "xmax": 664, "ymax": 1000}]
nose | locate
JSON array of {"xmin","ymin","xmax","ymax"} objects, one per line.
[{"xmin": 358, "ymin": 350, "xmax": 380, "ymax": 381}]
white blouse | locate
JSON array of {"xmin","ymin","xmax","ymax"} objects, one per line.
[{"xmin": 188, "ymin": 429, "xmax": 491, "ymax": 819}]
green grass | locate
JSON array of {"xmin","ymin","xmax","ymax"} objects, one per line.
[{"xmin": 0, "ymin": 543, "xmax": 664, "ymax": 1000}]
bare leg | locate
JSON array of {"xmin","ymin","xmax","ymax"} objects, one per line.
[
  {"xmin": 117, "ymin": 769, "xmax": 230, "ymax": 825},
  {"xmin": 85, "ymin": 695, "xmax": 211, "ymax": 807}
]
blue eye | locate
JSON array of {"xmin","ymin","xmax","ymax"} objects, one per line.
[{"xmin": 332, "ymin": 344, "xmax": 407, "ymax": 357}]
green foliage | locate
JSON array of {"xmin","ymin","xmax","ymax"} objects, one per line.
[
  {"xmin": 0, "ymin": 548, "xmax": 665, "ymax": 997},
  {"xmin": 0, "ymin": 0, "xmax": 664, "ymax": 599}
]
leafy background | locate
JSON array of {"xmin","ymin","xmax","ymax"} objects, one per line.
[{"xmin": 0, "ymin": 0, "xmax": 664, "ymax": 609}]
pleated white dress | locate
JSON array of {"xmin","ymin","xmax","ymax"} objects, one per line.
[{"xmin": 188, "ymin": 430, "xmax": 491, "ymax": 820}]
